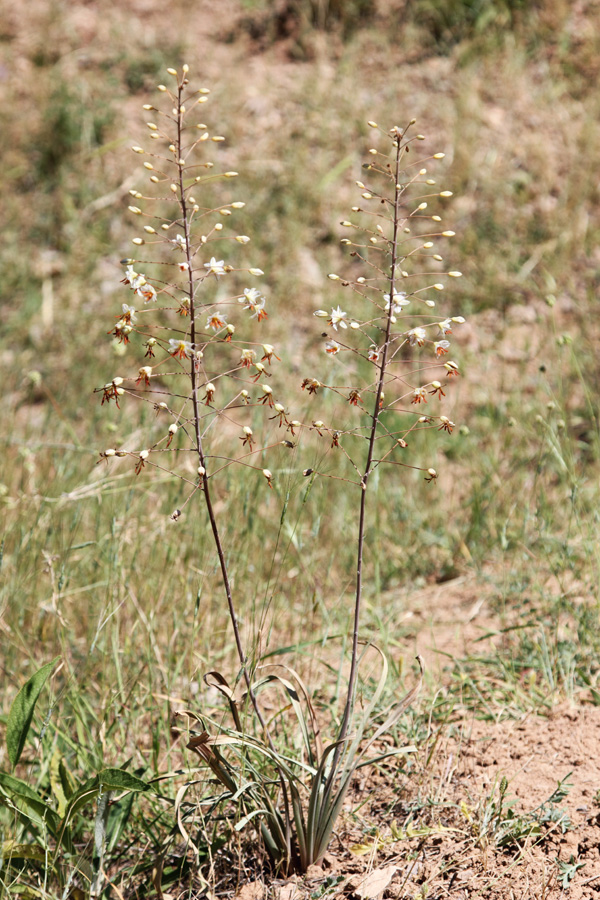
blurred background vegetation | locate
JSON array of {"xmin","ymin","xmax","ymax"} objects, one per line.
[{"xmin": 1, "ymin": 0, "xmax": 600, "ymax": 892}]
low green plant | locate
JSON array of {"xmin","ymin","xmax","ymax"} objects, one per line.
[
  {"xmin": 90, "ymin": 66, "xmax": 464, "ymax": 876},
  {"xmin": 464, "ymin": 772, "xmax": 573, "ymax": 850},
  {"xmin": 0, "ymin": 659, "xmax": 151, "ymax": 896}
]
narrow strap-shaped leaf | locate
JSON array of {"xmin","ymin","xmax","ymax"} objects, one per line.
[
  {"xmin": 203, "ymin": 671, "xmax": 243, "ymax": 731},
  {"xmin": 353, "ymin": 657, "xmax": 423, "ymax": 769},
  {"xmin": 256, "ymin": 662, "xmax": 323, "ymax": 763},
  {"xmin": 249, "ymin": 672, "xmax": 316, "ymax": 768}
]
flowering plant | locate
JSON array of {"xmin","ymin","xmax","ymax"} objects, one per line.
[{"xmin": 98, "ymin": 68, "xmax": 463, "ymax": 875}]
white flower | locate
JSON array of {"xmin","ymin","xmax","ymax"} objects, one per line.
[
  {"xmin": 124, "ymin": 265, "xmax": 147, "ymax": 293},
  {"xmin": 241, "ymin": 288, "xmax": 267, "ymax": 320},
  {"xmin": 434, "ymin": 340, "xmax": 451, "ymax": 356},
  {"xmin": 407, "ymin": 327, "xmax": 427, "ymax": 347},
  {"xmin": 325, "ymin": 340, "xmax": 340, "ymax": 355},
  {"xmin": 384, "ymin": 291, "xmax": 410, "ymax": 314},
  {"xmin": 168, "ymin": 338, "xmax": 193, "ymax": 359},
  {"xmin": 171, "ymin": 233, "xmax": 186, "ymax": 249},
  {"xmin": 329, "ymin": 306, "xmax": 348, "ymax": 330},
  {"xmin": 242, "ymin": 287, "xmax": 261, "ymax": 305},
  {"xmin": 206, "ymin": 311, "xmax": 228, "ymax": 331},
  {"xmin": 122, "ymin": 304, "xmax": 137, "ymax": 324},
  {"xmin": 204, "ymin": 257, "xmax": 226, "ymax": 276},
  {"xmin": 437, "ymin": 319, "xmax": 453, "ymax": 335},
  {"xmin": 139, "ymin": 283, "xmax": 157, "ymax": 303}
]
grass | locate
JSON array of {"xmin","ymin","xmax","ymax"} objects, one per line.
[{"xmin": 2, "ymin": 0, "xmax": 600, "ymax": 895}]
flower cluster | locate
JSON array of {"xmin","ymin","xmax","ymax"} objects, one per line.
[
  {"xmin": 95, "ymin": 66, "xmax": 294, "ymax": 506},
  {"xmin": 299, "ymin": 119, "xmax": 465, "ymax": 485}
]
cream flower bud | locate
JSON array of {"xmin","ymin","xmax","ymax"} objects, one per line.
[
  {"xmin": 198, "ymin": 465, "xmax": 206, "ymax": 476},
  {"xmin": 139, "ymin": 450, "xmax": 149, "ymax": 461},
  {"xmin": 433, "ymin": 153, "xmax": 445, "ymax": 159},
  {"xmin": 261, "ymin": 385, "xmax": 272, "ymax": 396},
  {"xmin": 262, "ymin": 469, "xmax": 272, "ymax": 480},
  {"xmin": 442, "ymin": 231, "xmax": 455, "ymax": 237},
  {"xmin": 104, "ymin": 448, "xmax": 116, "ymax": 457},
  {"xmin": 167, "ymin": 67, "xmax": 177, "ymax": 75},
  {"xmin": 225, "ymin": 171, "xmax": 239, "ymax": 177},
  {"xmin": 249, "ymin": 268, "xmax": 264, "ymax": 276},
  {"xmin": 131, "ymin": 146, "xmax": 144, "ymax": 154},
  {"xmin": 440, "ymin": 191, "xmax": 453, "ymax": 197},
  {"xmin": 128, "ymin": 206, "xmax": 142, "ymax": 214},
  {"xmin": 236, "ymin": 235, "xmax": 250, "ymax": 243},
  {"xmin": 448, "ymin": 271, "xmax": 462, "ymax": 277},
  {"xmin": 168, "ymin": 424, "xmax": 178, "ymax": 435},
  {"xmin": 243, "ymin": 426, "xmax": 253, "ymax": 436},
  {"xmin": 433, "ymin": 284, "xmax": 444, "ymax": 290},
  {"xmin": 328, "ymin": 273, "xmax": 340, "ymax": 281}
]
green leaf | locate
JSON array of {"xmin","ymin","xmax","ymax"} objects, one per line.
[
  {"xmin": 6, "ymin": 657, "xmax": 60, "ymax": 768},
  {"xmin": 0, "ymin": 773, "xmax": 59, "ymax": 833},
  {"xmin": 50, "ymin": 749, "xmax": 71, "ymax": 817},
  {"xmin": 1, "ymin": 840, "xmax": 48, "ymax": 863},
  {"xmin": 97, "ymin": 768, "xmax": 149, "ymax": 793}
]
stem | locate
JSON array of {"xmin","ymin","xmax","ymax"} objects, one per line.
[
  {"xmin": 337, "ymin": 135, "xmax": 404, "ymax": 747},
  {"xmin": 176, "ymin": 89, "xmax": 248, "ymax": 678},
  {"xmin": 175, "ymin": 82, "xmax": 294, "ymax": 863}
]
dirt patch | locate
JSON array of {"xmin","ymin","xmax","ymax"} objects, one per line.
[{"xmin": 248, "ymin": 707, "xmax": 600, "ymax": 899}]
